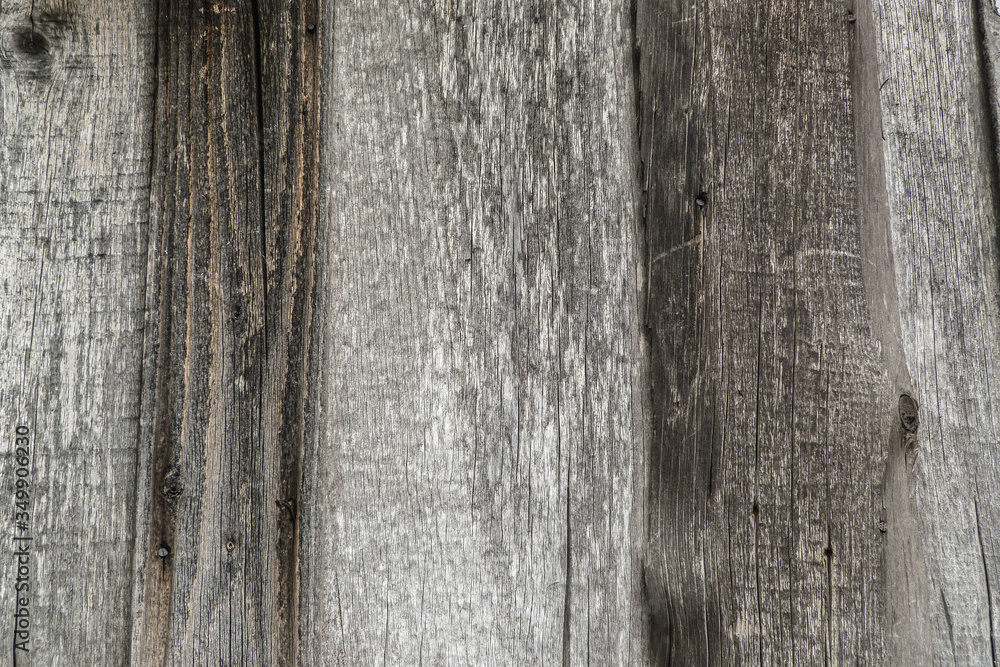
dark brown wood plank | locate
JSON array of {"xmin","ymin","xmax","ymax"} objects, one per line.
[
  {"xmin": 0, "ymin": 2, "xmax": 155, "ymax": 663},
  {"xmin": 637, "ymin": 0, "xmax": 922, "ymax": 663},
  {"xmin": 298, "ymin": 1, "xmax": 649, "ymax": 663},
  {"xmin": 257, "ymin": 1, "xmax": 320, "ymax": 660},
  {"xmin": 129, "ymin": 1, "xmax": 317, "ymax": 664}
]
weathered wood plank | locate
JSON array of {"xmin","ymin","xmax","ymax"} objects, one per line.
[
  {"xmin": 875, "ymin": 0, "xmax": 1000, "ymax": 662},
  {"xmin": 299, "ymin": 1, "xmax": 649, "ymax": 663},
  {"xmin": 637, "ymin": 0, "xmax": 916, "ymax": 663},
  {"xmin": 0, "ymin": 2, "xmax": 154, "ymax": 663},
  {"xmin": 129, "ymin": 1, "xmax": 317, "ymax": 664}
]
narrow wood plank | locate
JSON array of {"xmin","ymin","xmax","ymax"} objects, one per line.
[
  {"xmin": 256, "ymin": 1, "xmax": 321, "ymax": 661},
  {"xmin": 299, "ymin": 1, "xmax": 649, "ymax": 663},
  {"xmin": 851, "ymin": 0, "xmax": 933, "ymax": 662},
  {"xmin": 637, "ymin": 0, "xmax": 913, "ymax": 663},
  {"xmin": 875, "ymin": 0, "xmax": 1000, "ymax": 662},
  {"xmin": 129, "ymin": 1, "xmax": 317, "ymax": 664},
  {"xmin": 0, "ymin": 1, "xmax": 154, "ymax": 664}
]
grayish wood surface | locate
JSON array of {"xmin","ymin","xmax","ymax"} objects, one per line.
[
  {"xmin": 876, "ymin": 0, "xmax": 1000, "ymax": 663},
  {"xmin": 299, "ymin": 1, "xmax": 649, "ymax": 663},
  {"xmin": 853, "ymin": 0, "xmax": 933, "ymax": 663},
  {"xmin": 637, "ymin": 0, "xmax": 927, "ymax": 663},
  {"xmin": 2, "ymin": 0, "xmax": 1000, "ymax": 664},
  {"xmin": 0, "ymin": 2, "xmax": 154, "ymax": 664}
]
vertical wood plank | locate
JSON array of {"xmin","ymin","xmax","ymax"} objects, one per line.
[
  {"xmin": 637, "ymin": 0, "xmax": 911, "ymax": 663},
  {"xmin": 0, "ymin": 2, "xmax": 154, "ymax": 663},
  {"xmin": 875, "ymin": 0, "xmax": 1000, "ymax": 662},
  {"xmin": 300, "ymin": 1, "xmax": 649, "ymax": 663},
  {"xmin": 129, "ymin": 1, "xmax": 317, "ymax": 664},
  {"xmin": 851, "ymin": 0, "xmax": 933, "ymax": 662},
  {"xmin": 130, "ymin": 2, "xmax": 270, "ymax": 662}
]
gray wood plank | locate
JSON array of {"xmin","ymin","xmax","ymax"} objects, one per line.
[
  {"xmin": 852, "ymin": 1, "xmax": 933, "ymax": 663},
  {"xmin": 637, "ymin": 0, "xmax": 922, "ymax": 663},
  {"xmin": 128, "ymin": 2, "xmax": 318, "ymax": 664},
  {"xmin": 299, "ymin": 1, "xmax": 649, "ymax": 663},
  {"xmin": 875, "ymin": 0, "xmax": 1000, "ymax": 663},
  {"xmin": 0, "ymin": 1, "xmax": 154, "ymax": 664}
]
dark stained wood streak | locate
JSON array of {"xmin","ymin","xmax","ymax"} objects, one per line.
[
  {"xmin": 979, "ymin": 1, "xmax": 1000, "ymax": 658},
  {"xmin": 256, "ymin": 0, "xmax": 321, "ymax": 663},
  {"xmin": 0, "ymin": 1, "xmax": 155, "ymax": 663},
  {"xmin": 129, "ymin": 0, "xmax": 318, "ymax": 664},
  {"xmin": 638, "ymin": 0, "xmax": 908, "ymax": 663}
]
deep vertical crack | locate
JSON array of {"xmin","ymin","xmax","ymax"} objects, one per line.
[
  {"xmin": 249, "ymin": 0, "xmax": 279, "ymax": 657},
  {"xmin": 975, "ymin": 498, "xmax": 998, "ymax": 665},
  {"xmin": 972, "ymin": 0, "xmax": 1000, "ymax": 260},
  {"xmin": 123, "ymin": 1, "xmax": 163, "ymax": 663}
]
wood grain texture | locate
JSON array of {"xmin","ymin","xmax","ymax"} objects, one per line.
[
  {"xmin": 129, "ymin": 1, "xmax": 317, "ymax": 664},
  {"xmin": 875, "ymin": 0, "xmax": 1000, "ymax": 663},
  {"xmin": 4, "ymin": 0, "xmax": 1000, "ymax": 662},
  {"xmin": 0, "ymin": 2, "xmax": 154, "ymax": 664},
  {"xmin": 637, "ymin": 0, "xmax": 913, "ymax": 663},
  {"xmin": 299, "ymin": 1, "xmax": 649, "ymax": 663}
]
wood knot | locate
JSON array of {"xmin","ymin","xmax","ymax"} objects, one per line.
[
  {"xmin": 898, "ymin": 394, "xmax": 919, "ymax": 433},
  {"xmin": 163, "ymin": 467, "xmax": 183, "ymax": 503},
  {"xmin": 14, "ymin": 28, "xmax": 49, "ymax": 57}
]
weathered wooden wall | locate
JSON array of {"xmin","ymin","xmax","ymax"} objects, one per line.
[{"xmin": 2, "ymin": 0, "xmax": 1000, "ymax": 665}]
